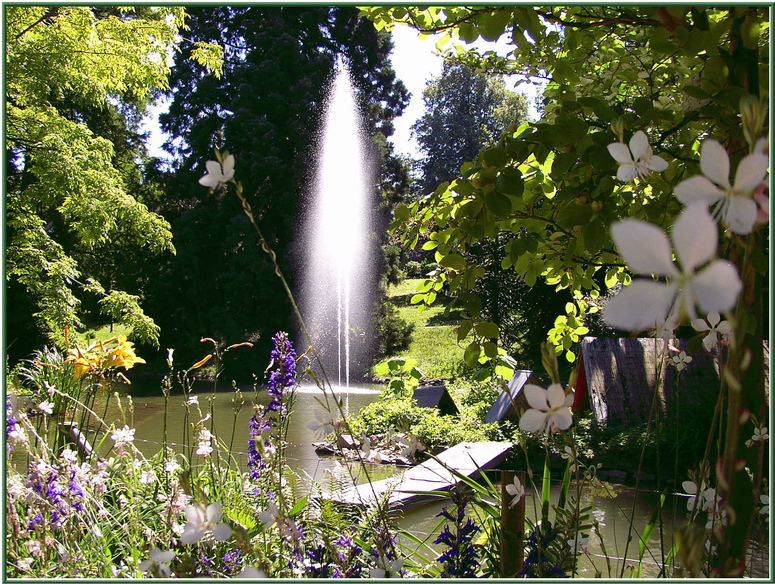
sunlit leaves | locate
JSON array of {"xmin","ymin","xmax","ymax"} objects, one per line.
[{"xmin": 363, "ymin": 5, "xmax": 769, "ymax": 364}]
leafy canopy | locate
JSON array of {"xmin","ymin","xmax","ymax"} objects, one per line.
[
  {"xmin": 360, "ymin": 6, "xmax": 769, "ymax": 363},
  {"xmin": 5, "ymin": 6, "xmax": 222, "ymax": 350}
]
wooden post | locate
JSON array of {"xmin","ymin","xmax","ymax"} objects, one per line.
[{"xmin": 500, "ymin": 470, "xmax": 525, "ymax": 577}]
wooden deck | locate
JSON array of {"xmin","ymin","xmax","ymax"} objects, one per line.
[{"xmin": 328, "ymin": 441, "xmax": 512, "ymax": 510}]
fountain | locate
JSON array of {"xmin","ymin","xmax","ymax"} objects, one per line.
[{"xmin": 299, "ymin": 60, "xmax": 374, "ymax": 388}]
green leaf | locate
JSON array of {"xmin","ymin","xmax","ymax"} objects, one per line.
[
  {"xmin": 288, "ymin": 496, "xmax": 309, "ymax": 517},
  {"xmin": 633, "ymin": 97, "xmax": 653, "ymax": 115},
  {"xmin": 495, "ymin": 170, "xmax": 524, "ymax": 196},
  {"xmin": 582, "ymin": 218, "xmax": 606, "ymax": 255},
  {"xmin": 480, "ymin": 9, "xmax": 511, "ymax": 41},
  {"xmin": 682, "ymin": 85, "xmax": 711, "ymax": 99},
  {"xmin": 484, "ymin": 191, "xmax": 512, "ymax": 217},
  {"xmin": 556, "ymin": 203, "xmax": 593, "ymax": 228},
  {"xmin": 457, "ymin": 318, "xmax": 473, "ymax": 342},
  {"xmin": 481, "ymin": 146, "xmax": 509, "ymax": 168},
  {"xmin": 439, "ymin": 253, "xmax": 467, "ymax": 271},
  {"xmin": 422, "ymin": 240, "xmax": 438, "ymax": 250},
  {"xmin": 482, "ymin": 340, "xmax": 498, "ymax": 359},
  {"xmin": 464, "ymin": 341, "xmax": 481, "ymax": 368},
  {"xmin": 474, "ymin": 321, "xmax": 500, "ymax": 339}
]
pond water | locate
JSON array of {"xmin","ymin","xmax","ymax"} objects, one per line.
[{"xmin": 25, "ymin": 382, "xmax": 770, "ymax": 578}]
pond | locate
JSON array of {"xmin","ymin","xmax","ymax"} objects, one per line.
[{"xmin": 24, "ymin": 381, "xmax": 770, "ymax": 578}]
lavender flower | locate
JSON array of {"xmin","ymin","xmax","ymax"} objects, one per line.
[
  {"xmin": 6, "ymin": 398, "xmax": 19, "ymax": 453},
  {"xmin": 433, "ymin": 488, "xmax": 481, "ymax": 578},
  {"xmin": 247, "ymin": 332, "xmax": 297, "ymax": 483}
]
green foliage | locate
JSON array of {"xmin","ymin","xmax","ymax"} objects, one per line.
[
  {"xmin": 412, "ymin": 410, "xmax": 490, "ymax": 449},
  {"xmin": 349, "ymin": 396, "xmax": 427, "ymax": 437},
  {"xmin": 363, "ymin": 6, "xmax": 769, "ymax": 367},
  {"xmin": 5, "ymin": 6, "xmax": 222, "ymax": 357},
  {"xmin": 412, "ymin": 61, "xmax": 529, "ymax": 195}
]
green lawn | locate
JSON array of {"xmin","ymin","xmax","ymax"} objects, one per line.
[
  {"xmin": 385, "ymin": 279, "xmax": 465, "ymax": 380},
  {"xmin": 74, "ymin": 323, "xmax": 133, "ymax": 346}
]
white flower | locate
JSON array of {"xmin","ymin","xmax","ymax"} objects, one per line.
[
  {"xmin": 111, "ymin": 425, "xmax": 135, "ymax": 448},
  {"xmin": 567, "ymin": 533, "xmax": 590, "ymax": 554},
  {"xmin": 674, "ymin": 139, "xmax": 769, "ymax": 234},
  {"xmin": 607, "ymin": 131, "xmax": 669, "ymax": 181},
  {"xmin": 505, "ymin": 475, "xmax": 525, "ymax": 507},
  {"xmin": 236, "ymin": 566, "xmax": 268, "ymax": 578},
  {"xmin": 395, "ymin": 433, "xmax": 425, "ymax": 458},
  {"xmin": 560, "ymin": 445, "xmax": 578, "ymax": 472},
  {"xmin": 139, "ymin": 547, "xmax": 175, "ymax": 577},
  {"xmin": 683, "ymin": 480, "xmax": 717, "ymax": 513},
  {"xmin": 17, "ymin": 557, "xmax": 34, "ymax": 572},
  {"xmin": 198, "ymin": 154, "xmax": 235, "ymax": 188},
  {"xmin": 670, "ymin": 351, "xmax": 693, "ymax": 371},
  {"xmin": 307, "ymin": 408, "xmax": 336, "ymax": 434},
  {"xmin": 185, "ymin": 395, "xmax": 199, "ymax": 406},
  {"xmin": 259, "ymin": 500, "xmax": 279, "ymax": 529},
  {"xmin": 37, "ymin": 400, "xmax": 54, "ymax": 415},
  {"xmin": 746, "ymin": 426, "xmax": 769, "ymax": 448},
  {"xmin": 165, "ymin": 459, "xmax": 181, "ymax": 473},
  {"xmin": 196, "ymin": 427, "xmax": 213, "ymax": 456},
  {"xmin": 691, "ymin": 312, "xmax": 732, "ymax": 350},
  {"xmin": 361, "ymin": 435, "xmax": 384, "ymax": 463},
  {"xmin": 166, "ymin": 348, "xmax": 175, "ymax": 368},
  {"xmin": 519, "ymin": 383, "xmax": 574, "ymax": 433},
  {"xmin": 180, "ymin": 502, "xmax": 232, "ymax": 544},
  {"xmin": 603, "ymin": 205, "xmax": 742, "ymax": 333},
  {"xmin": 369, "ymin": 555, "xmax": 403, "ymax": 578},
  {"xmin": 139, "ymin": 469, "xmax": 157, "ymax": 485}
]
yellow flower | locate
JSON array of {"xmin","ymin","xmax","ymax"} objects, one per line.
[
  {"xmin": 106, "ymin": 336, "xmax": 146, "ymax": 370},
  {"xmin": 66, "ymin": 346, "xmax": 99, "ymax": 379}
]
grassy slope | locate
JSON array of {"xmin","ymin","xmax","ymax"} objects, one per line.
[{"xmin": 385, "ymin": 278, "xmax": 465, "ymax": 380}]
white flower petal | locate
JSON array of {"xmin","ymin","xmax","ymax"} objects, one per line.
[
  {"xmin": 672, "ymin": 205, "xmax": 717, "ymax": 273},
  {"xmin": 523, "ymin": 384, "xmax": 549, "ymax": 411},
  {"xmin": 546, "ymin": 383, "xmax": 567, "ymax": 409},
  {"xmin": 212, "ymin": 522, "xmax": 233, "ymax": 542},
  {"xmin": 204, "ymin": 160, "xmax": 222, "ymax": 176},
  {"xmin": 733, "ymin": 153, "xmax": 769, "ymax": 192},
  {"xmin": 550, "ymin": 408, "xmax": 573, "ymax": 431},
  {"xmin": 674, "ymin": 175, "xmax": 725, "ymax": 207},
  {"xmin": 617, "ymin": 164, "xmax": 639, "ymax": 182},
  {"xmin": 611, "ymin": 219, "xmax": 678, "ymax": 277},
  {"xmin": 691, "ymin": 318, "xmax": 710, "ymax": 332},
  {"xmin": 206, "ymin": 502, "xmax": 223, "ymax": 523},
  {"xmin": 724, "ymin": 196, "xmax": 758, "ymax": 235},
  {"xmin": 158, "ymin": 551, "xmax": 176, "ymax": 564},
  {"xmin": 180, "ymin": 525, "xmax": 204, "ymax": 544},
  {"xmin": 607, "ymin": 142, "xmax": 634, "ymax": 164},
  {"xmin": 198, "ymin": 174, "xmax": 221, "ymax": 187},
  {"xmin": 716, "ymin": 320, "xmax": 732, "ymax": 334},
  {"xmin": 629, "ymin": 131, "xmax": 651, "ymax": 161},
  {"xmin": 693, "ymin": 260, "xmax": 742, "ymax": 314},
  {"xmin": 644, "ymin": 155, "xmax": 669, "ymax": 172},
  {"xmin": 519, "ymin": 408, "xmax": 548, "ymax": 432},
  {"xmin": 603, "ymin": 280, "xmax": 677, "ymax": 332},
  {"xmin": 700, "ymin": 140, "xmax": 731, "ymax": 188},
  {"xmin": 184, "ymin": 504, "xmax": 204, "ymax": 524},
  {"xmin": 221, "ymin": 154, "xmax": 236, "ymax": 180}
]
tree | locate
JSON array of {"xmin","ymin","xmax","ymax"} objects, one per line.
[
  {"xmin": 412, "ymin": 61, "xmax": 528, "ymax": 196},
  {"xmin": 360, "ymin": 6, "xmax": 769, "ymax": 574},
  {"xmin": 5, "ymin": 6, "xmax": 221, "ymax": 361},
  {"xmin": 145, "ymin": 6, "xmax": 409, "ymax": 376}
]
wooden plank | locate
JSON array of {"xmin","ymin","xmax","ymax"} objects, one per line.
[{"xmin": 329, "ymin": 441, "xmax": 512, "ymax": 509}]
